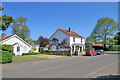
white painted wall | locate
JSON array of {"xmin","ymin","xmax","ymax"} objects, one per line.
[
  {"xmin": 70, "ymin": 36, "xmax": 85, "ymax": 46},
  {"xmin": 49, "ymin": 29, "xmax": 85, "ymax": 52},
  {"xmin": 50, "ymin": 29, "xmax": 70, "ymax": 43},
  {"xmin": 0, "ymin": 35, "xmax": 31, "ymax": 55}
]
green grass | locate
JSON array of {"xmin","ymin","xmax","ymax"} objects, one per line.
[{"xmin": 13, "ymin": 56, "xmax": 48, "ymax": 63}]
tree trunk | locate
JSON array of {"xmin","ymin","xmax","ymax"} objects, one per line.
[{"xmin": 104, "ymin": 35, "xmax": 106, "ymax": 50}]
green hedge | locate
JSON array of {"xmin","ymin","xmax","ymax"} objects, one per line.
[
  {"xmin": 44, "ymin": 50, "xmax": 51, "ymax": 53},
  {"xmin": 12, "ymin": 53, "xmax": 15, "ymax": 56},
  {"xmin": 109, "ymin": 45, "xmax": 120, "ymax": 51},
  {"xmin": 44, "ymin": 50, "xmax": 71, "ymax": 56},
  {"xmin": 0, "ymin": 44, "xmax": 12, "ymax": 53},
  {"xmin": 0, "ymin": 50, "xmax": 13, "ymax": 64},
  {"xmin": 45, "ymin": 52, "xmax": 71, "ymax": 56},
  {"xmin": 22, "ymin": 52, "xmax": 40, "ymax": 55}
]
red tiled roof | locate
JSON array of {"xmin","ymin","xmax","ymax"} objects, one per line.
[
  {"xmin": 58, "ymin": 28, "xmax": 85, "ymax": 39},
  {"xmin": 93, "ymin": 43, "xmax": 102, "ymax": 46},
  {"xmin": 45, "ymin": 45, "xmax": 50, "ymax": 48},
  {"xmin": 2, "ymin": 34, "xmax": 14, "ymax": 40}
]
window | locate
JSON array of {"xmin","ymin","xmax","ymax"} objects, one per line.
[
  {"xmin": 73, "ymin": 37, "xmax": 75, "ymax": 42},
  {"xmin": 81, "ymin": 38, "xmax": 82, "ymax": 43},
  {"xmin": 23, "ymin": 46, "xmax": 27, "ymax": 51},
  {"xmin": 17, "ymin": 46, "xmax": 20, "ymax": 51}
]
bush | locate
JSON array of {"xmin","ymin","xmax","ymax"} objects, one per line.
[
  {"xmin": 0, "ymin": 44, "xmax": 13, "ymax": 53},
  {"xmin": 0, "ymin": 50, "xmax": 13, "ymax": 64},
  {"xmin": 109, "ymin": 45, "xmax": 120, "ymax": 51},
  {"xmin": 12, "ymin": 53, "xmax": 15, "ymax": 56},
  {"xmin": 44, "ymin": 51, "xmax": 71, "ymax": 56},
  {"xmin": 22, "ymin": 52, "xmax": 40, "ymax": 55},
  {"xmin": 31, "ymin": 47, "xmax": 37, "ymax": 52},
  {"xmin": 44, "ymin": 50, "xmax": 51, "ymax": 53}
]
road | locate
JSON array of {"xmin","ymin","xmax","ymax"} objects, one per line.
[{"xmin": 2, "ymin": 54, "xmax": 118, "ymax": 78}]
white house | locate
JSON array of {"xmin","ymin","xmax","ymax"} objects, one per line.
[
  {"xmin": 49, "ymin": 27, "xmax": 85, "ymax": 54},
  {"xmin": 0, "ymin": 33, "xmax": 31, "ymax": 55}
]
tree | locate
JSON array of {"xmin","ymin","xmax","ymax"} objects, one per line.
[
  {"xmin": 11, "ymin": 17, "xmax": 30, "ymax": 40},
  {"xmin": 107, "ymin": 38, "xmax": 118, "ymax": 47},
  {"xmin": 31, "ymin": 47, "xmax": 37, "ymax": 52},
  {"xmin": 37, "ymin": 36, "xmax": 49, "ymax": 47},
  {"xmin": 26, "ymin": 38, "xmax": 38, "ymax": 45},
  {"xmin": 91, "ymin": 17, "xmax": 118, "ymax": 50},
  {"xmin": 58, "ymin": 38, "xmax": 70, "ymax": 48},
  {"xmin": 114, "ymin": 32, "xmax": 120, "ymax": 45},
  {"xmin": 0, "ymin": 6, "xmax": 4, "ymax": 11},
  {"xmin": 0, "ymin": 7, "xmax": 15, "ymax": 32},
  {"xmin": 85, "ymin": 36, "xmax": 94, "ymax": 44}
]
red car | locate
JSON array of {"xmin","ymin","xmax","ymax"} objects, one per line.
[{"xmin": 86, "ymin": 50, "xmax": 97, "ymax": 56}]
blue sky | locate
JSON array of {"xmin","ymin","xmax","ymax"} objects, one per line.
[{"xmin": 2, "ymin": 2, "xmax": 118, "ymax": 40}]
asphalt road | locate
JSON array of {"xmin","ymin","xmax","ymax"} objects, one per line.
[{"xmin": 2, "ymin": 54, "xmax": 118, "ymax": 78}]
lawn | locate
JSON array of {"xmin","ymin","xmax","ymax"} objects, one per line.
[{"xmin": 13, "ymin": 55, "xmax": 48, "ymax": 63}]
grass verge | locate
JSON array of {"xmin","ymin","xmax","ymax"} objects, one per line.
[{"xmin": 13, "ymin": 56, "xmax": 48, "ymax": 63}]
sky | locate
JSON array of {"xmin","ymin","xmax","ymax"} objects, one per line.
[{"xmin": 1, "ymin": 2, "xmax": 118, "ymax": 40}]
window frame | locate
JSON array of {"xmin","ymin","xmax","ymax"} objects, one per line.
[{"xmin": 73, "ymin": 37, "xmax": 75, "ymax": 42}]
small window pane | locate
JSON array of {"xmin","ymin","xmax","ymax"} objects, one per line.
[
  {"xmin": 17, "ymin": 46, "xmax": 20, "ymax": 51},
  {"xmin": 73, "ymin": 37, "xmax": 75, "ymax": 42}
]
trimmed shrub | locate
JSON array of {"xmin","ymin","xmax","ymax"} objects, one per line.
[
  {"xmin": 109, "ymin": 45, "xmax": 120, "ymax": 51},
  {"xmin": 22, "ymin": 52, "xmax": 40, "ymax": 55},
  {"xmin": 12, "ymin": 53, "xmax": 15, "ymax": 56},
  {"xmin": 44, "ymin": 50, "xmax": 51, "ymax": 53},
  {"xmin": 0, "ymin": 44, "xmax": 13, "ymax": 53},
  {"xmin": 0, "ymin": 50, "xmax": 13, "ymax": 64},
  {"xmin": 44, "ymin": 51, "xmax": 71, "ymax": 56}
]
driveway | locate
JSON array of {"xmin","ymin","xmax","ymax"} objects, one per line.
[{"xmin": 2, "ymin": 54, "xmax": 118, "ymax": 78}]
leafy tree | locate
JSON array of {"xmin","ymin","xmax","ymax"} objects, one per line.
[
  {"xmin": 85, "ymin": 36, "xmax": 94, "ymax": 43},
  {"xmin": 0, "ymin": 6, "xmax": 4, "ymax": 11},
  {"xmin": 114, "ymin": 32, "xmax": 120, "ymax": 45},
  {"xmin": 31, "ymin": 47, "xmax": 37, "ymax": 52},
  {"xmin": 107, "ymin": 38, "xmax": 118, "ymax": 47},
  {"xmin": 37, "ymin": 36, "xmax": 49, "ymax": 47},
  {"xmin": 91, "ymin": 17, "xmax": 118, "ymax": 50},
  {"xmin": 11, "ymin": 17, "xmax": 30, "ymax": 40},
  {"xmin": 58, "ymin": 38, "xmax": 70, "ymax": 48},
  {"xmin": 26, "ymin": 38, "xmax": 38, "ymax": 45},
  {"xmin": 0, "ymin": 6, "xmax": 15, "ymax": 32}
]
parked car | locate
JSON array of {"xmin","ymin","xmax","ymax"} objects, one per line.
[
  {"xmin": 96, "ymin": 49, "xmax": 104, "ymax": 55},
  {"xmin": 86, "ymin": 50, "xmax": 97, "ymax": 56}
]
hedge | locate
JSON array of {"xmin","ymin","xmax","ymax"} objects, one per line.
[
  {"xmin": 12, "ymin": 53, "xmax": 15, "ymax": 56},
  {"xmin": 44, "ymin": 50, "xmax": 71, "ymax": 56},
  {"xmin": 109, "ymin": 45, "xmax": 120, "ymax": 51},
  {"xmin": 45, "ymin": 52, "xmax": 71, "ymax": 56},
  {"xmin": 22, "ymin": 52, "xmax": 40, "ymax": 55},
  {"xmin": 0, "ymin": 44, "xmax": 12, "ymax": 53},
  {"xmin": 0, "ymin": 50, "xmax": 13, "ymax": 64}
]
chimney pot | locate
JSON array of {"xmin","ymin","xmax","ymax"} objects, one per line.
[
  {"xmin": 69, "ymin": 27, "xmax": 71, "ymax": 32},
  {"xmin": 1, "ymin": 33, "xmax": 5, "ymax": 39}
]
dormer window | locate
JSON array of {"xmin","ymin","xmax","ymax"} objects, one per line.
[
  {"xmin": 73, "ymin": 37, "xmax": 75, "ymax": 42},
  {"xmin": 81, "ymin": 38, "xmax": 82, "ymax": 43}
]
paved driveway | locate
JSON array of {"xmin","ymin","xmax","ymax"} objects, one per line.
[{"xmin": 2, "ymin": 54, "xmax": 118, "ymax": 78}]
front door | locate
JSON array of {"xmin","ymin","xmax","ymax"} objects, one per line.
[{"xmin": 17, "ymin": 46, "xmax": 20, "ymax": 55}]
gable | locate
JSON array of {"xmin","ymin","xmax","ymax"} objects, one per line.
[
  {"xmin": 49, "ymin": 29, "xmax": 70, "ymax": 43},
  {"xmin": 59, "ymin": 28, "xmax": 85, "ymax": 39},
  {"xmin": 0, "ymin": 35, "xmax": 31, "ymax": 47}
]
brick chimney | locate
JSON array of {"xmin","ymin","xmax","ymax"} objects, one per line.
[
  {"xmin": 1, "ymin": 33, "xmax": 5, "ymax": 39},
  {"xmin": 69, "ymin": 27, "xmax": 71, "ymax": 33}
]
